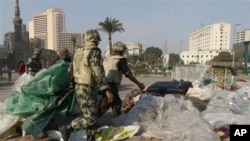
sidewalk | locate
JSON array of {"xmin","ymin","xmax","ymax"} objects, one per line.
[{"xmin": 0, "ymin": 72, "xmax": 19, "ymax": 103}]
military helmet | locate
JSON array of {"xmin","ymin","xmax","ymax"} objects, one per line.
[
  {"xmin": 112, "ymin": 41, "xmax": 127, "ymax": 52},
  {"xmin": 33, "ymin": 48, "xmax": 41, "ymax": 55},
  {"xmin": 59, "ymin": 48, "xmax": 69, "ymax": 55},
  {"xmin": 84, "ymin": 29, "xmax": 101, "ymax": 42}
]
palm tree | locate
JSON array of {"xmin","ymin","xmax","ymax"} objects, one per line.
[{"xmin": 98, "ymin": 17, "xmax": 125, "ymax": 55}]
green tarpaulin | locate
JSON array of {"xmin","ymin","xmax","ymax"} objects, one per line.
[{"xmin": 6, "ymin": 60, "xmax": 76, "ymax": 138}]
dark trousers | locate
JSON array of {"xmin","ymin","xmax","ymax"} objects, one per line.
[
  {"xmin": 8, "ymin": 72, "xmax": 11, "ymax": 81},
  {"xmin": 98, "ymin": 82, "xmax": 122, "ymax": 117}
]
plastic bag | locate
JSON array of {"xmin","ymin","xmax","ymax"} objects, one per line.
[
  {"xmin": 68, "ymin": 125, "xmax": 140, "ymax": 141},
  {"xmin": 96, "ymin": 125, "xmax": 140, "ymax": 141},
  {"xmin": 47, "ymin": 130, "xmax": 64, "ymax": 141},
  {"xmin": 68, "ymin": 130, "xmax": 87, "ymax": 141},
  {"xmin": 12, "ymin": 73, "xmax": 33, "ymax": 93},
  {"xmin": 0, "ymin": 102, "xmax": 20, "ymax": 135}
]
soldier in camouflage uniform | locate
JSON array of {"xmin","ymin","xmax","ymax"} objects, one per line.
[
  {"xmin": 59, "ymin": 29, "xmax": 113, "ymax": 141},
  {"xmin": 25, "ymin": 48, "xmax": 42, "ymax": 76},
  {"xmin": 99, "ymin": 41, "xmax": 145, "ymax": 117}
]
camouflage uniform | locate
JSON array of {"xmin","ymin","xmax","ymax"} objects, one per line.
[
  {"xmin": 26, "ymin": 49, "xmax": 42, "ymax": 76},
  {"xmin": 99, "ymin": 42, "xmax": 133, "ymax": 117},
  {"xmin": 71, "ymin": 29, "xmax": 110, "ymax": 141}
]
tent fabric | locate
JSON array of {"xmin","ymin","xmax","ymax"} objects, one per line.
[{"xmin": 6, "ymin": 60, "xmax": 76, "ymax": 138}]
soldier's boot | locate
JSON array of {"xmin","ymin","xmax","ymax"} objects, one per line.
[
  {"xmin": 86, "ymin": 127, "xmax": 97, "ymax": 141},
  {"xmin": 58, "ymin": 125, "xmax": 73, "ymax": 141},
  {"xmin": 87, "ymin": 135, "xmax": 96, "ymax": 141}
]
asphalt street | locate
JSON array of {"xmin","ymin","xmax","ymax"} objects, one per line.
[{"xmin": 0, "ymin": 72, "xmax": 170, "ymax": 102}]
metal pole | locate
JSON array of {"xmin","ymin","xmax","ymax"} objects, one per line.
[
  {"xmin": 197, "ymin": 34, "xmax": 202, "ymax": 63},
  {"xmin": 179, "ymin": 40, "xmax": 184, "ymax": 53},
  {"xmin": 232, "ymin": 23, "xmax": 241, "ymax": 67},
  {"xmin": 244, "ymin": 41, "xmax": 250, "ymax": 75},
  {"xmin": 179, "ymin": 40, "xmax": 184, "ymax": 64}
]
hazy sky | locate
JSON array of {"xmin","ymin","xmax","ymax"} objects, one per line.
[{"xmin": 1, "ymin": 0, "xmax": 250, "ymax": 53}]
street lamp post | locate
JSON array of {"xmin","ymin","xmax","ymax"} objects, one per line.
[
  {"xmin": 197, "ymin": 34, "xmax": 202, "ymax": 63},
  {"xmin": 232, "ymin": 23, "xmax": 241, "ymax": 67},
  {"xmin": 244, "ymin": 41, "xmax": 250, "ymax": 75},
  {"xmin": 179, "ymin": 40, "xmax": 184, "ymax": 64},
  {"xmin": 179, "ymin": 40, "xmax": 184, "ymax": 53}
]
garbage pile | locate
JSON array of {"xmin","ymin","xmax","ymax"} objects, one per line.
[{"xmin": 114, "ymin": 65, "xmax": 250, "ymax": 141}]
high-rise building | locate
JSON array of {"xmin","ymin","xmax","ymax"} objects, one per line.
[
  {"xmin": 180, "ymin": 22, "xmax": 231, "ymax": 64},
  {"xmin": 235, "ymin": 29, "xmax": 250, "ymax": 43},
  {"xmin": 29, "ymin": 8, "xmax": 83, "ymax": 54},
  {"xmin": 189, "ymin": 22, "xmax": 231, "ymax": 51}
]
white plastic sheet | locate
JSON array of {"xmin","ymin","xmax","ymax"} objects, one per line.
[
  {"xmin": 113, "ymin": 94, "xmax": 219, "ymax": 141},
  {"xmin": 0, "ymin": 101, "xmax": 20, "ymax": 135},
  {"xmin": 11, "ymin": 73, "xmax": 33, "ymax": 93},
  {"xmin": 186, "ymin": 84, "xmax": 218, "ymax": 101},
  {"xmin": 202, "ymin": 113, "xmax": 250, "ymax": 127}
]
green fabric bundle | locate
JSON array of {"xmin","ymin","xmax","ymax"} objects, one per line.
[{"xmin": 6, "ymin": 60, "xmax": 76, "ymax": 138}]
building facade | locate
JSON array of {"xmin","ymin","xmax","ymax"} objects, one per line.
[
  {"xmin": 235, "ymin": 29, "xmax": 250, "ymax": 43},
  {"xmin": 29, "ymin": 8, "xmax": 83, "ymax": 54},
  {"xmin": 180, "ymin": 22, "xmax": 231, "ymax": 64}
]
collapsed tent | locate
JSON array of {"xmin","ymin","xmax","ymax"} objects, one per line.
[{"xmin": 5, "ymin": 60, "xmax": 76, "ymax": 138}]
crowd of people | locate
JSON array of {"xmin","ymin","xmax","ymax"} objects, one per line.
[{"xmin": 6, "ymin": 29, "xmax": 145, "ymax": 141}]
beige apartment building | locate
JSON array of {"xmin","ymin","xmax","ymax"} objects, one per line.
[
  {"xmin": 235, "ymin": 29, "xmax": 250, "ymax": 43},
  {"xmin": 29, "ymin": 8, "xmax": 83, "ymax": 54},
  {"xmin": 180, "ymin": 22, "xmax": 231, "ymax": 64}
]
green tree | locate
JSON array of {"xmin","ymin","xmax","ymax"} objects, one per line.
[
  {"xmin": 98, "ymin": 17, "xmax": 125, "ymax": 54},
  {"xmin": 144, "ymin": 46, "xmax": 162, "ymax": 67},
  {"xmin": 168, "ymin": 53, "xmax": 183, "ymax": 68},
  {"xmin": 212, "ymin": 51, "xmax": 232, "ymax": 62}
]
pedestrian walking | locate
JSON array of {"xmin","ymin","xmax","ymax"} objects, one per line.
[
  {"xmin": 7, "ymin": 67, "xmax": 11, "ymax": 81},
  {"xmin": 0, "ymin": 67, "xmax": 2, "ymax": 80},
  {"xmin": 18, "ymin": 61, "xmax": 26, "ymax": 75}
]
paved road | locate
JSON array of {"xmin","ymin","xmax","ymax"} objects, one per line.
[
  {"xmin": 0, "ymin": 73, "xmax": 171, "ymax": 102},
  {"xmin": 0, "ymin": 72, "xmax": 19, "ymax": 102}
]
